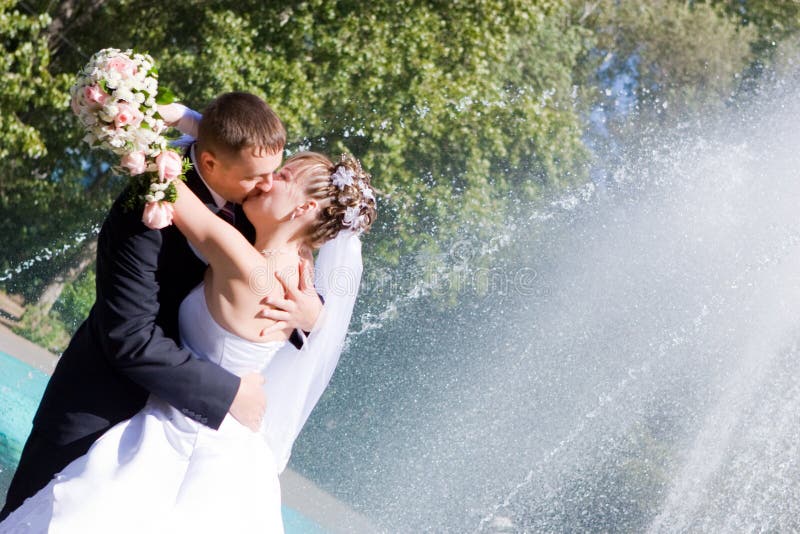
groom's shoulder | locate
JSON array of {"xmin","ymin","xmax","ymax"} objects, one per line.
[
  {"xmin": 105, "ymin": 186, "xmax": 145, "ymax": 226},
  {"xmin": 100, "ymin": 186, "xmax": 165, "ymax": 245}
]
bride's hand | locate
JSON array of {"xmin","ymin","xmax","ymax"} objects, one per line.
[
  {"xmin": 157, "ymin": 103, "xmax": 186, "ymax": 126},
  {"xmin": 258, "ymin": 256, "xmax": 322, "ymax": 335}
]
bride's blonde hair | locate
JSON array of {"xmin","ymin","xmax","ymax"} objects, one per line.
[{"xmin": 287, "ymin": 151, "xmax": 377, "ymax": 249}]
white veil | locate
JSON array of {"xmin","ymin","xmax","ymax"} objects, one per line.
[{"xmin": 259, "ymin": 231, "xmax": 363, "ymax": 472}]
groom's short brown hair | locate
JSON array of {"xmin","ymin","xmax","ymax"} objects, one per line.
[{"xmin": 198, "ymin": 92, "xmax": 285, "ymax": 156}]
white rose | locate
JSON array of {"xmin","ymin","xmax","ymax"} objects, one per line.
[
  {"xmin": 140, "ymin": 129, "xmax": 157, "ymax": 145},
  {"xmin": 81, "ymin": 112, "xmax": 97, "ymax": 126},
  {"xmin": 116, "ymin": 88, "xmax": 135, "ymax": 104},
  {"xmin": 102, "ymin": 102, "xmax": 119, "ymax": 117},
  {"xmin": 130, "ymin": 136, "xmax": 147, "ymax": 152},
  {"xmin": 106, "ymin": 70, "xmax": 121, "ymax": 85}
]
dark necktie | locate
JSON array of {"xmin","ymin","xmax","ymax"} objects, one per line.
[{"xmin": 218, "ymin": 201, "xmax": 236, "ymax": 226}]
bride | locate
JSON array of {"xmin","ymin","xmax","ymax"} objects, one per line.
[{"xmin": 0, "ymin": 151, "xmax": 376, "ymax": 533}]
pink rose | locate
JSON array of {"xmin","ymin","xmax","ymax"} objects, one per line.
[
  {"xmin": 120, "ymin": 151, "xmax": 147, "ymax": 175},
  {"xmin": 114, "ymin": 103, "xmax": 143, "ymax": 129},
  {"xmin": 70, "ymin": 91, "xmax": 82, "ymax": 115},
  {"xmin": 84, "ymin": 84, "xmax": 109, "ymax": 107},
  {"xmin": 156, "ymin": 150, "xmax": 183, "ymax": 181},
  {"xmin": 142, "ymin": 201, "xmax": 175, "ymax": 229},
  {"xmin": 107, "ymin": 56, "xmax": 137, "ymax": 77}
]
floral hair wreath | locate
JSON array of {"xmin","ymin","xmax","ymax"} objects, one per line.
[{"xmin": 329, "ymin": 153, "xmax": 376, "ymax": 235}]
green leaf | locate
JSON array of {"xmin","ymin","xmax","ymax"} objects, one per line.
[{"xmin": 155, "ymin": 86, "xmax": 176, "ymax": 105}]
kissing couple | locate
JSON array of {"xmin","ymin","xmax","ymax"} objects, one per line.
[{"xmin": 0, "ymin": 91, "xmax": 377, "ymax": 533}]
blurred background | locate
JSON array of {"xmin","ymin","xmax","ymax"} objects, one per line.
[{"xmin": 3, "ymin": 1, "xmax": 800, "ymax": 532}]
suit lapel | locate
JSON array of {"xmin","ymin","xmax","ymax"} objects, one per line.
[{"xmin": 185, "ymin": 168, "xmax": 216, "ymax": 208}]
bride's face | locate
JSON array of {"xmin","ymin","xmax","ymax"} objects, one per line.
[{"xmin": 243, "ymin": 161, "xmax": 307, "ymax": 225}]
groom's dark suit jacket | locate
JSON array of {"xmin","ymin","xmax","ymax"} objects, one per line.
[{"xmin": 1, "ymin": 161, "xmax": 304, "ymax": 518}]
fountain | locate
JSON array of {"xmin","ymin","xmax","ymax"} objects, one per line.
[{"xmin": 287, "ymin": 81, "xmax": 800, "ymax": 532}]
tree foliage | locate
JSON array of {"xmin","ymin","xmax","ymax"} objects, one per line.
[
  {"xmin": 0, "ymin": 0, "xmax": 64, "ymax": 159},
  {"xmin": 2, "ymin": 0, "xmax": 799, "ymax": 306},
  {"xmin": 713, "ymin": 0, "xmax": 800, "ymax": 57},
  {"xmin": 21, "ymin": 0, "xmax": 592, "ymax": 265},
  {"xmin": 0, "ymin": 1, "xmax": 115, "ymax": 298},
  {"xmin": 580, "ymin": 0, "xmax": 757, "ymax": 123}
]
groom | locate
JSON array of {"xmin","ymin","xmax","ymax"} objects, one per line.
[{"xmin": 1, "ymin": 92, "xmax": 320, "ymax": 518}]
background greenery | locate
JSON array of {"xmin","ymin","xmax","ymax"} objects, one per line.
[{"xmin": 2, "ymin": 0, "xmax": 799, "ymax": 351}]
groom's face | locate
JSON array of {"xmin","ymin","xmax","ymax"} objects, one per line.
[{"xmin": 199, "ymin": 145, "xmax": 283, "ymax": 204}]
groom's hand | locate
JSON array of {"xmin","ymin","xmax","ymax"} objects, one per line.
[{"xmin": 229, "ymin": 372, "xmax": 267, "ymax": 432}]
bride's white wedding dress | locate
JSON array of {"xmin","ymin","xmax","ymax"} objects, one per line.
[{"xmin": 1, "ymin": 284, "xmax": 286, "ymax": 534}]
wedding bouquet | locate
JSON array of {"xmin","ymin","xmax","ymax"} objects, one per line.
[{"xmin": 70, "ymin": 48, "xmax": 185, "ymax": 229}]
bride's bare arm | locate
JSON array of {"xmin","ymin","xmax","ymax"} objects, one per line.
[
  {"xmin": 159, "ymin": 103, "xmax": 200, "ymax": 137},
  {"xmin": 170, "ymin": 180, "xmax": 262, "ymax": 279}
]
